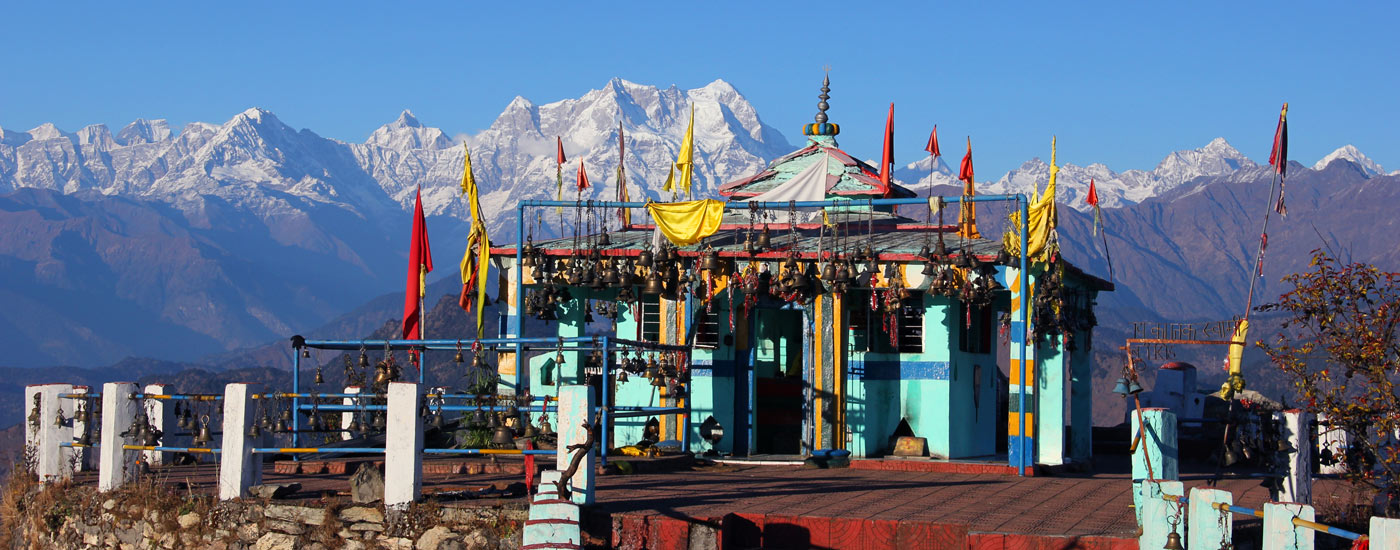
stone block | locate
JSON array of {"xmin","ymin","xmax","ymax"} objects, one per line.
[
  {"xmin": 892, "ymin": 436, "xmax": 929, "ymax": 457},
  {"xmin": 265, "ymin": 504, "xmax": 325, "ymax": 525},
  {"xmin": 339, "ymin": 506, "xmax": 384, "ymax": 524}
]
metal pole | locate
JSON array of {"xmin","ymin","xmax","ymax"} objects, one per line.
[
  {"xmin": 514, "ymin": 203, "xmax": 526, "ymax": 395},
  {"xmin": 292, "ymin": 344, "xmax": 300, "ymax": 449},
  {"xmin": 1018, "ymin": 194, "xmax": 1029, "ymax": 476}
]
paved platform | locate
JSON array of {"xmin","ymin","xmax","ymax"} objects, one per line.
[{"xmin": 69, "ymin": 456, "xmax": 1370, "ymax": 549}]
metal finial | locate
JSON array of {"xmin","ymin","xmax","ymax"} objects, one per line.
[{"xmin": 815, "ymin": 72, "xmax": 831, "ymax": 124}]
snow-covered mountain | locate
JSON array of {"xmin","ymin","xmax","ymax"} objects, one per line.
[
  {"xmin": 895, "ymin": 137, "xmax": 1262, "ymax": 211},
  {"xmin": 1312, "ymin": 144, "xmax": 1387, "ymax": 177}
]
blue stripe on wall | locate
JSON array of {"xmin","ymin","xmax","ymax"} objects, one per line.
[
  {"xmin": 1009, "ymin": 321, "xmax": 1026, "ymax": 345},
  {"xmin": 691, "ymin": 359, "xmax": 737, "ymax": 378},
  {"xmin": 849, "ymin": 360, "xmax": 949, "ymax": 381}
]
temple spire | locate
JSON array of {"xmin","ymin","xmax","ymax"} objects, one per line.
[{"xmin": 803, "ymin": 70, "xmax": 840, "ymax": 139}]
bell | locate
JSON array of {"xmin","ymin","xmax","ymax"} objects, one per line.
[
  {"xmin": 756, "ymin": 227, "xmax": 772, "ymax": 250},
  {"xmin": 274, "ymin": 418, "xmax": 288, "ymax": 433},
  {"xmin": 373, "ymin": 413, "xmax": 388, "ymax": 430},
  {"xmin": 431, "ymin": 412, "xmax": 445, "ymax": 429},
  {"xmin": 957, "ymin": 253, "xmax": 974, "ymax": 268},
  {"xmin": 1222, "ymin": 447, "xmax": 1239, "ymax": 466},
  {"xmin": 523, "ymin": 422, "xmax": 538, "ymax": 439},
  {"xmin": 471, "ymin": 408, "xmax": 487, "ymax": 427},
  {"xmin": 302, "ymin": 348, "xmax": 311, "ymax": 359},
  {"xmin": 54, "ymin": 409, "xmax": 66, "ymax": 427},
  {"xmin": 359, "ymin": 351, "xmax": 370, "ymax": 368},
  {"xmin": 1127, "ymin": 380, "xmax": 1144, "ymax": 395},
  {"xmin": 921, "ymin": 259, "xmax": 939, "ymax": 277},
  {"xmin": 1112, "ymin": 378, "xmax": 1130, "ymax": 396},
  {"xmin": 618, "ymin": 261, "xmax": 637, "ymax": 287},
  {"xmin": 996, "ymin": 246, "xmax": 1012, "ymax": 265},
  {"xmin": 821, "ymin": 262, "xmax": 836, "ymax": 281},
  {"xmin": 487, "ymin": 411, "xmax": 501, "ymax": 429},
  {"xmin": 555, "ymin": 351, "xmax": 567, "ymax": 365},
  {"xmin": 77, "ymin": 428, "xmax": 92, "ymax": 446},
  {"xmin": 314, "ymin": 368, "xmax": 325, "ymax": 385},
  {"xmin": 523, "ymin": 252, "xmax": 536, "ymax": 267},
  {"xmin": 652, "ymin": 374, "xmax": 667, "ymax": 387},
  {"xmin": 643, "ymin": 272, "xmax": 665, "ymax": 295},
  {"xmin": 599, "ymin": 231, "xmax": 611, "ymax": 246},
  {"xmin": 455, "ymin": 350, "xmax": 465, "ymax": 363},
  {"xmin": 637, "ymin": 249, "xmax": 653, "ymax": 268},
  {"xmin": 704, "ymin": 253, "xmax": 723, "ymax": 272},
  {"xmin": 1163, "ymin": 531, "xmax": 1183, "ymax": 550},
  {"xmin": 307, "ymin": 412, "xmax": 321, "ymax": 431},
  {"xmin": 281, "ymin": 408, "xmax": 293, "ymax": 422},
  {"xmin": 419, "ymin": 402, "xmax": 431, "ymax": 418},
  {"xmin": 617, "ymin": 370, "xmax": 629, "ymax": 383},
  {"xmin": 247, "ymin": 422, "xmax": 262, "ymax": 438},
  {"xmin": 506, "ymin": 402, "xmax": 521, "ymax": 419},
  {"xmin": 539, "ymin": 417, "xmax": 554, "ymax": 436},
  {"xmin": 603, "ymin": 264, "xmax": 620, "ymax": 285},
  {"xmin": 492, "ymin": 423, "xmax": 515, "ymax": 446},
  {"xmin": 144, "ymin": 427, "xmax": 161, "ymax": 447},
  {"xmin": 374, "ymin": 365, "xmax": 391, "ymax": 386},
  {"xmin": 933, "ymin": 238, "xmax": 947, "ymax": 260},
  {"xmin": 196, "ymin": 423, "xmax": 213, "ymax": 445},
  {"xmin": 917, "ymin": 243, "xmax": 931, "ymax": 259}
]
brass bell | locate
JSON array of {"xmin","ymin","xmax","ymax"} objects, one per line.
[
  {"xmin": 143, "ymin": 426, "xmax": 161, "ymax": 447},
  {"xmin": 54, "ymin": 409, "xmax": 66, "ymax": 427},
  {"xmin": 374, "ymin": 365, "xmax": 391, "ymax": 386},
  {"xmin": 372, "ymin": 413, "xmax": 386, "ymax": 430},
  {"xmin": 539, "ymin": 416, "xmax": 553, "ymax": 436},
  {"xmin": 281, "ymin": 408, "xmax": 293, "ymax": 422},
  {"xmin": 821, "ymin": 262, "xmax": 836, "ymax": 281},
  {"xmin": 917, "ymin": 244, "xmax": 931, "ymax": 259},
  {"xmin": 314, "ymin": 368, "xmax": 325, "ymax": 385},
  {"xmin": 302, "ymin": 348, "xmax": 311, "ymax": 359},
  {"xmin": 195, "ymin": 420, "xmax": 213, "ymax": 445},
  {"xmin": 1163, "ymin": 531, "xmax": 1183, "ymax": 550},
  {"xmin": 523, "ymin": 421, "xmax": 538, "ymax": 439},
  {"xmin": 643, "ymin": 272, "xmax": 665, "ymax": 294},
  {"xmin": 471, "ymin": 408, "xmax": 487, "ymax": 427},
  {"xmin": 487, "ymin": 411, "xmax": 501, "ymax": 429},
  {"xmin": 492, "ymin": 423, "xmax": 515, "ymax": 446},
  {"xmin": 599, "ymin": 231, "xmax": 611, "ymax": 246},
  {"xmin": 637, "ymin": 249, "xmax": 653, "ymax": 268},
  {"xmin": 274, "ymin": 418, "xmax": 288, "ymax": 433},
  {"xmin": 308, "ymin": 412, "xmax": 321, "ymax": 431},
  {"xmin": 996, "ymin": 246, "xmax": 1012, "ymax": 265},
  {"xmin": 77, "ymin": 428, "xmax": 92, "ymax": 446},
  {"xmin": 756, "ymin": 226, "xmax": 772, "ymax": 249},
  {"xmin": 617, "ymin": 370, "xmax": 629, "ymax": 383},
  {"xmin": 359, "ymin": 351, "xmax": 370, "ymax": 367},
  {"xmin": 455, "ymin": 349, "xmax": 465, "ymax": 363},
  {"xmin": 431, "ymin": 412, "xmax": 445, "ymax": 429}
]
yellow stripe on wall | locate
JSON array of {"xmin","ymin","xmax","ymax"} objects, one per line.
[{"xmin": 1009, "ymin": 413, "xmax": 1036, "ymax": 437}]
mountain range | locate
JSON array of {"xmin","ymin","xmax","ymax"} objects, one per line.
[{"xmin": 1, "ymin": 77, "xmax": 1395, "ymax": 385}]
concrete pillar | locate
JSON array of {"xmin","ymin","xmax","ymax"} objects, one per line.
[
  {"xmin": 1036, "ymin": 337, "xmax": 1067, "ymax": 466},
  {"xmin": 98, "ymin": 382, "xmax": 139, "ymax": 492},
  {"xmin": 1371, "ymin": 516, "xmax": 1400, "ymax": 548},
  {"xmin": 1137, "ymin": 480, "xmax": 1184, "ymax": 550},
  {"xmin": 1131, "ymin": 408, "xmax": 1178, "ymax": 519},
  {"xmin": 556, "ymin": 385, "xmax": 596, "ymax": 505},
  {"xmin": 25, "ymin": 384, "xmax": 75, "ymax": 482},
  {"xmin": 70, "ymin": 386, "xmax": 97, "ymax": 471},
  {"xmin": 1006, "ymin": 266, "xmax": 1035, "ymax": 472},
  {"xmin": 218, "ymin": 383, "xmax": 261, "ymax": 500},
  {"xmin": 143, "ymin": 384, "xmax": 177, "ymax": 466},
  {"xmin": 1263, "ymin": 501, "xmax": 1314, "ymax": 550},
  {"xmin": 385, "ymin": 382, "xmax": 423, "ymax": 508},
  {"xmin": 342, "ymin": 386, "xmax": 362, "ymax": 440},
  {"xmin": 1316, "ymin": 412, "xmax": 1349, "ymax": 475},
  {"xmin": 1188, "ymin": 486, "xmax": 1233, "ymax": 550},
  {"xmin": 1278, "ymin": 409, "xmax": 1312, "ymax": 504}
]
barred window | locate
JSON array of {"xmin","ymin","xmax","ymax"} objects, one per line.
[
  {"xmin": 694, "ymin": 305, "xmax": 720, "ymax": 348},
  {"xmin": 897, "ymin": 291, "xmax": 925, "ymax": 354},
  {"xmin": 849, "ymin": 291, "xmax": 924, "ymax": 354},
  {"xmin": 640, "ymin": 295, "xmax": 661, "ymax": 343}
]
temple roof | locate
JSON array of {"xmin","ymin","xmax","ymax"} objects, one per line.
[{"xmin": 717, "ymin": 138, "xmax": 917, "ymax": 199}]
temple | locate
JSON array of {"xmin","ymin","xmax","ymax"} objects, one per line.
[{"xmin": 488, "ymin": 75, "xmax": 1111, "ymax": 470}]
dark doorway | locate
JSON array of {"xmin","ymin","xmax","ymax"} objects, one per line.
[{"xmin": 754, "ymin": 308, "xmax": 805, "ymax": 455}]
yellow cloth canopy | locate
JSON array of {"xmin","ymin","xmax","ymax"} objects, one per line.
[{"xmin": 646, "ymin": 199, "xmax": 725, "ymax": 246}]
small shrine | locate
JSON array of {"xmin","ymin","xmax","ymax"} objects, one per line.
[{"xmin": 489, "ymin": 76, "xmax": 1111, "ymax": 469}]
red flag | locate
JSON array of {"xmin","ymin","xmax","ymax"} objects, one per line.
[
  {"xmin": 925, "ymin": 125, "xmax": 940, "ymax": 157},
  {"xmin": 879, "ymin": 103, "xmax": 894, "ymax": 194},
  {"xmin": 1085, "ymin": 178, "xmax": 1100, "ymax": 206},
  {"xmin": 958, "ymin": 137, "xmax": 974, "ymax": 186},
  {"xmin": 1268, "ymin": 103, "xmax": 1288, "ymax": 176},
  {"xmin": 556, "ymin": 136, "xmax": 567, "ymax": 165},
  {"xmin": 402, "ymin": 188, "xmax": 433, "ymax": 340},
  {"xmin": 576, "ymin": 159, "xmax": 590, "ymax": 191}
]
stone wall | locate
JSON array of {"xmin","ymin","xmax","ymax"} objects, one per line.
[{"xmin": 2, "ymin": 477, "xmax": 525, "ymax": 550}]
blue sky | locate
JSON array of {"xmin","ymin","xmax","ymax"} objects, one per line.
[{"xmin": 2, "ymin": 1, "xmax": 1396, "ymax": 177}]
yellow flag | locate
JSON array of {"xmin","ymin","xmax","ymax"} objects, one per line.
[
  {"xmin": 458, "ymin": 144, "xmax": 492, "ymax": 338},
  {"xmin": 674, "ymin": 105, "xmax": 695, "ymax": 198},
  {"xmin": 1002, "ymin": 136, "xmax": 1060, "ymax": 263},
  {"xmin": 460, "ymin": 145, "xmax": 476, "ymax": 196},
  {"xmin": 647, "ymin": 199, "xmax": 725, "ymax": 246}
]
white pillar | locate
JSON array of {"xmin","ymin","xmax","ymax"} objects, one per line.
[
  {"xmin": 1188, "ymin": 486, "xmax": 1233, "ymax": 550},
  {"xmin": 98, "ymin": 382, "xmax": 139, "ymax": 492},
  {"xmin": 556, "ymin": 385, "xmax": 596, "ymax": 505},
  {"xmin": 1371, "ymin": 516, "xmax": 1400, "ymax": 548},
  {"xmin": 142, "ymin": 384, "xmax": 178, "ymax": 466},
  {"xmin": 342, "ymin": 386, "xmax": 362, "ymax": 440},
  {"xmin": 1278, "ymin": 409, "xmax": 1312, "ymax": 504},
  {"xmin": 218, "ymin": 383, "xmax": 261, "ymax": 500},
  {"xmin": 1316, "ymin": 412, "xmax": 1349, "ymax": 475},
  {"xmin": 70, "ymin": 386, "xmax": 97, "ymax": 471},
  {"xmin": 1263, "ymin": 501, "xmax": 1313, "ymax": 550},
  {"xmin": 1137, "ymin": 480, "xmax": 1184, "ymax": 550},
  {"xmin": 26, "ymin": 384, "xmax": 75, "ymax": 482},
  {"xmin": 385, "ymin": 382, "xmax": 423, "ymax": 508}
]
